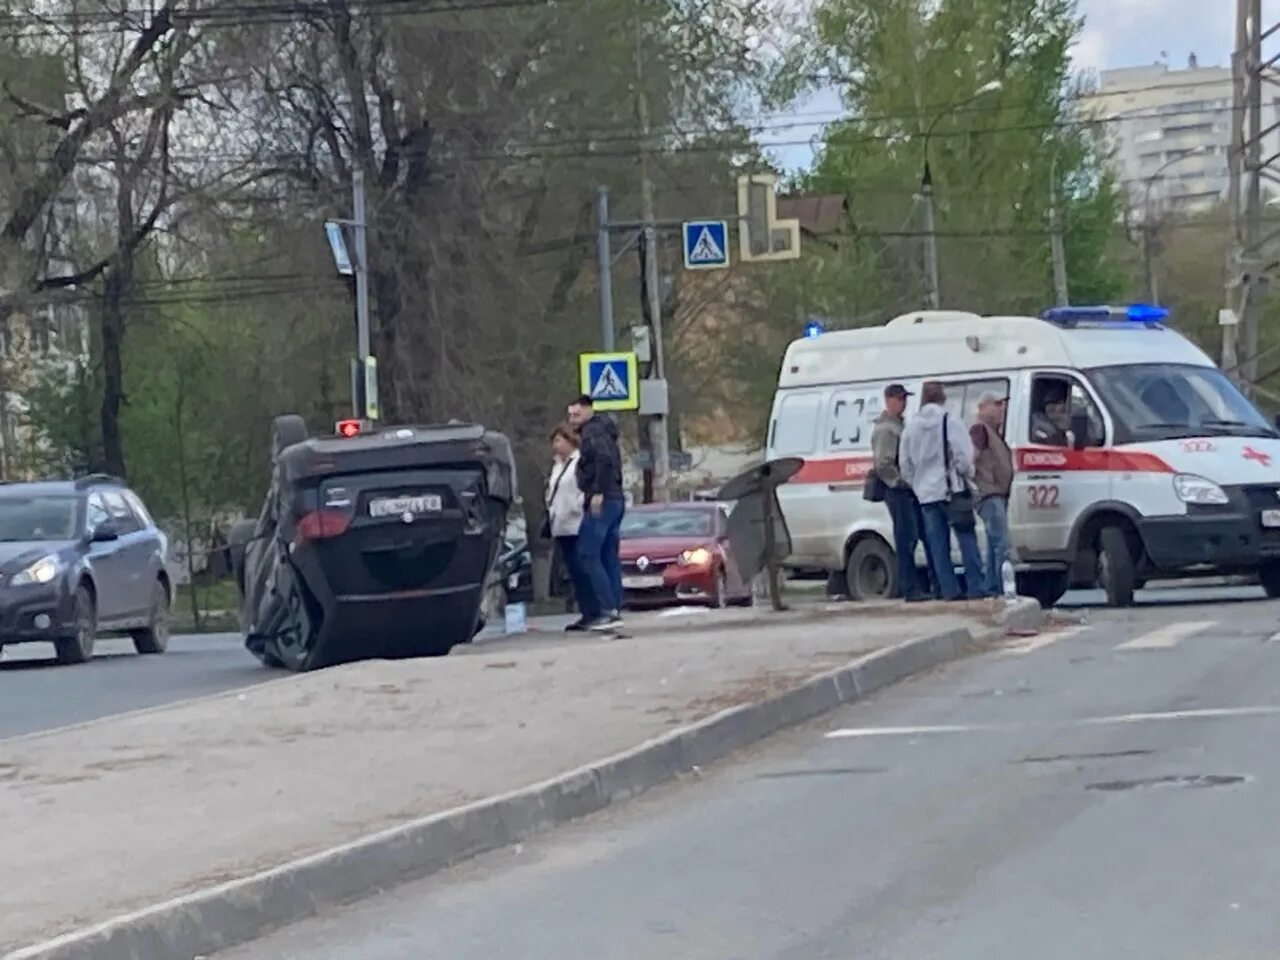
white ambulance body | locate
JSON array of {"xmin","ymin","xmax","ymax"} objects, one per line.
[{"xmin": 767, "ymin": 307, "xmax": 1280, "ymax": 607}]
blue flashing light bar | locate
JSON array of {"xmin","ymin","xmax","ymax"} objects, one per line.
[
  {"xmin": 1040, "ymin": 304, "xmax": 1170, "ymax": 325},
  {"xmin": 803, "ymin": 319, "xmax": 825, "ymax": 338}
]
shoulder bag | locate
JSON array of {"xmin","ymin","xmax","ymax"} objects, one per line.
[
  {"xmin": 540, "ymin": 460, "xmax": 569, "ymax": 540},
  {"xmin": 942, "ymin": 414, "xmax": 976, "ymax": 531}
]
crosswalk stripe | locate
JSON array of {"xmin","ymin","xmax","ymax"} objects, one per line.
[
  {"xmin": 1002, "ymin": 625, "xmax": 1086, "ymax": 655},
  {"xmin": 1115, "ymin": 621, "xmax": 1215, "ymax": 651}
]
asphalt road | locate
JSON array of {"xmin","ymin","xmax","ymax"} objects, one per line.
[{"xmin": 217, "ymin": 589, "xmax": 1280, "ymax": 960}]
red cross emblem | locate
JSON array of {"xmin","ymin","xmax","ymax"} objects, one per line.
[{"xmin": 1243, "ymin": 446, "xmax": 1272, "ymax": 467}]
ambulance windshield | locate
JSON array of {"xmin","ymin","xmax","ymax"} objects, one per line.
[{"xmin": 1087, "ymin": 364, "xmax": 1277, "ymax": 442}]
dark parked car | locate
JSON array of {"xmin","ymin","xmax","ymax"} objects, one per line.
[
  {"xmin": 0, "ymin": 475, "xmax": 171, "ymax": 665},
  {"xmin": 230, "ymin": 416, "xmax": 517, "ymax": 671}
]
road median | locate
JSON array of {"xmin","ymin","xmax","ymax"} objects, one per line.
[{"xmin": 1, "ymin": 598, "xmax": 1041, "ymax": 960}]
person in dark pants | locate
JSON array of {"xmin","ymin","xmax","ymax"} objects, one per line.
[
  {"xmin": 900, "ymin": 381, "xmax": 985, "ymax": 601},
  {"xmin": 545, "ymin": 425, "xmax": 589, "ymax": 620},
  {"xmin": 567, "ymin": 395, "xmax": 626, "ymax": 631},
  {"xmin": 870, "ymin": 383, "xmax": 929, "ymax": 601}
]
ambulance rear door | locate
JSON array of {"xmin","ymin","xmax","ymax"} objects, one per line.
[{"xmin": 768, "ymin": 388, "xmax": 830, "ymax": 566}]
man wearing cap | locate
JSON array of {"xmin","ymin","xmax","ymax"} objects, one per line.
[
  {"xmin": 871, "ymin": 383, "xmax": 929, "ymax": 601},
  {"xmin": 970, "ymin": 392, "xmax": 1014, "ymax": 597}
]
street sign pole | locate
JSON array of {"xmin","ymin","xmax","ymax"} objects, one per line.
[
  {"xmin": 596, "ymin": 187, "xmax": 615, "ymax": 352},
  {"xmin": 352, "ymin": 168, "xmax": 377, "ymax": 420}
]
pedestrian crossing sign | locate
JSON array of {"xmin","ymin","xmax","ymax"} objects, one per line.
[
  {"xmin": 579, "ymin": 352, "xmax": 639, "ymax": 412},
  {"xmin": 682, "ymin": 219, "xmax": 730, "ymax": 270}
]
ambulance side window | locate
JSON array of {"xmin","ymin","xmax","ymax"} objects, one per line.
[
  {"xmin": 826, "ymin": 389, "xmax": 878, "ymax": 450},
  {"xmin": 1030, "ymin": 375, "xmax": 1104, "ymax": 448},
  {"xmin": 770, "ymin": 392, "xmax": 822, "ymax": 456}
]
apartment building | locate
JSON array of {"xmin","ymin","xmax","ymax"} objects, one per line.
[{"xmin": 1078, "ymin": 56, "xmax": 1280, "ymax": 219}]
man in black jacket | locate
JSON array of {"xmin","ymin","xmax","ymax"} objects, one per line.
[{"xmin": 567, "ymin": 395, "xmax": 625, "ymax": 630}]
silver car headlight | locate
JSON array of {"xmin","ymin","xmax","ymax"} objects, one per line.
[
  {"xmin": 11, "ymin": 555, "xmax": 62, "ymax": 586},
  {"xmin": 1172, "ymin": 473, "xmax": 1229, "ymax": 505}
]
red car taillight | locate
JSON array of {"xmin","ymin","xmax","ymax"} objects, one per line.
[{"xmin": 295, "ymin": 509, "xmax": 352, "ymax": 544}]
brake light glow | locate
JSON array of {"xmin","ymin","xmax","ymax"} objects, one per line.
[
  {"xmin": 295, "ymin": 509, "xmax": 352, "ymax": 543},
  {"xmin": 336, "ymin": 419, "xmax": 361, "ymax": 438}
]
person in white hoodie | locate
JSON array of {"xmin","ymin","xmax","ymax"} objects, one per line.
[
  {"xmin": 545, "ymin": 425, "xmax": 590, "ymax": 628},
  {"xmin": 899, "ymin": 381, "xmax": 986, "ymax": 601}
]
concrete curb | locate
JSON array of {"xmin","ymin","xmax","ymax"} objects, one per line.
[{"xmin": 4, "ymin": 621, "xmax": 1017, "ymax": 960}]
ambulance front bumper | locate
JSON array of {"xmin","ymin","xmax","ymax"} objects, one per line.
[{"xmin": 1138, "ymin": 486, "xmax": 1280, "ymax": 571}]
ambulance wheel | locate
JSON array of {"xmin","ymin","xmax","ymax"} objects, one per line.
[
  {"xmin": 1097, "ymin": 526, "xmax": 1137, "ymax": 608},
  {"xmin": 1259, "ymin": 562, "xmax": 1280, "ymax": 598},
  {"xmin": 845, "ymin": 537, "xmax": 895, "ymax": 601}
]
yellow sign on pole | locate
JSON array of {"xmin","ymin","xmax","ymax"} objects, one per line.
[{"xmin": 578, "ymin": 352, "xmax": 639, "ymax": 411}]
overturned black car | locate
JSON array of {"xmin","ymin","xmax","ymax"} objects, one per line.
[{"xmin": 229, "ymin": 415, "xmax": 517, "ymax": 671}]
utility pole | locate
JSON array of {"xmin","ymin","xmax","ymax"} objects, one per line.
[
  {"xmin": 1224, "ymin": 0, "xmax": 1278, "ymax": 389},
  {"xmin": 1048, "ymin": 174, "xmax": 1069, "ymax": 307},
  {"xmin": 634, "ymin": 18, "xmax": 669, "ymax": 502},
  {"xmin": 1243, "ymin": 0, "xmax": 1264, "ymax": 388},
  {"xmin": 595, "ymin": 186, "xmax": 615, "ymax": 352},
  {"xmin": 1141, "ymin": 221, "xmax": 1159, "ymax": 305},
  {"xmin": 352, "ymin": 168, "xmax": 373, "ymax": 418},
  {"xmin": 921, "ymin": 165, "xmax": 940, "ymax": 309}
]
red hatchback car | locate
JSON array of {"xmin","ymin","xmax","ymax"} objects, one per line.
[{"xmin": 618, "ymin": 502, "xmax": 753, "ymax": 609}]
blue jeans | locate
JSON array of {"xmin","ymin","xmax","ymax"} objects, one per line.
[
  {"xmin": 555, "ymin": 535, "xmax": 592, "ymax": 613},
  {"xmin": 576, "ymin": 498, "xmax": 624, "ymax": 619},
  {"xmin": 920, "ymin": 502, "xmax": 986, "ymax": 601},
  {"xmin": 977, "ymin": 496, "xmax": 1010, "ymax": 597},
  {"xmin": 885, "ymin": 486, "xmax": 927, "ymax": 599}
]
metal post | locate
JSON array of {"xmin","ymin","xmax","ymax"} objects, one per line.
[
  {"xmin": 635, "ymin": 22, "xmax": 669, "ymax": 502},
  {"xmin": 595, "ymin": 186, "xmax": 615, "ymax": 352},
  {"xmin": 1243, "ymin": 0, "xmax": 1264, "ymax": 389},
  {"xmin": 921, "ymin": 164, "xmax": 940, "ymax": 309},
  {"xmin": 1048, "ymin": 170, "xmax": 1069, "ymax": 306},
  {"xmin": 1142, "ymin": 223, "xmax": 1158, "ymax": 305},
  {"xmin": 1224, "ymin": 9, "xmax": 1245, "ymax": 376},
  {"xmin": 352, "ymin": 168, "xmax": 372, "ymax": 417}
]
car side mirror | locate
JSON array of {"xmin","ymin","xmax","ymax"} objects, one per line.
[
  {"xmin": 90, "ymin": 522, "xmax": 120, "ymax": 543},
  {"xmin": 1070, "ymin": 413, "xmax": 1090, "ymax": 451}
]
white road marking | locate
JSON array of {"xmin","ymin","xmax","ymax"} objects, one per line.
[
  {"xmin": 1082, "ymin": 705, "xmax": 1280, "ymax": 725},
  {"xmin": 825, "ymin": 724, "xmax": 994, "ymax": 739},
  {"xmin": 1266, "ymin": 631, "xmax": 1280, "ymax": 644},
  {"xmin": 826, "ymin": 706, "xmax": 1280, "ymax": 740},
  {"xmin": 1002, "ymin": 625, "xmax": 1086, "ymax": 655},
  {"xmin": 1114, "ymin": 621, "xmax": 1215, "ymax": 651}
]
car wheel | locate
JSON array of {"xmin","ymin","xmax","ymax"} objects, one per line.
[
  {"xmin": 55, "ymin": 585, "xmax": 96, "ymax": 665},
  {"xmin": 131, "ymin": 580, "xmax": 171, "ymax": 654},
  {"xmin": 1098, "ymin": 526, "xmax": 1137, "ymax": 608},
  {"xmin": 845, "ymin": 537, "xmax": 895, "ymax": 601},
  {"xmin": 1259, "ymin": 562, "xmax": 1280, "ymax": 598},
  {"xmin": 271, "ymin": 414, "xmax": 309, "ymax": 464}
]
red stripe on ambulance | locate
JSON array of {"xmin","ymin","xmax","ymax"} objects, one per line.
[{"xmin": 787, "ymin": 447, "xmax": 1174, "ymax": 485}]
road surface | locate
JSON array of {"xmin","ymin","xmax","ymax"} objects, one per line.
[{"xmin": 217, "ymin": 590, "xmax": 1280, "ymax": 959}]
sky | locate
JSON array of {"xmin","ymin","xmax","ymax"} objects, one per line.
[{"xmin": 767, "ymin": 0, "xmax": 1246, "ymax": 171}]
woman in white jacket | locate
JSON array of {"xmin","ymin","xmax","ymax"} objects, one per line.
[{"xmin": 546, "ymin": 425, "xmax": 588, "ymax": 624}]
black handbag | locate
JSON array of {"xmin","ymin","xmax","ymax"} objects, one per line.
[
  {"xmin": 863, "ymin": 469, "xmax": 887, "ymax": 503},
  {"xmin": 942, "ymin": 414, "xmax": 976, "ymax": 531}
]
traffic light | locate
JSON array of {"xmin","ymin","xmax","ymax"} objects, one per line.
[{"xmin": 335, "ymin": 418, "xmax": 361, "ymax": 438}]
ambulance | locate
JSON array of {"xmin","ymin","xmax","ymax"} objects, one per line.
[{"xmin": 766, "ymin": 305, "xmax": 1280, "ymax": 608}]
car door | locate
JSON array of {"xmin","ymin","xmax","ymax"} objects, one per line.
[
  {"xmin": 101, "ymin": 491, "xmax": 151, "ymax": 622},
  {"xmin": 85, "ymin": 493, "xmax": 129, "ymax": 625},
  {"xmin": 1008, "ymin": 371, "xmax": 1111, "ymax": 564}
]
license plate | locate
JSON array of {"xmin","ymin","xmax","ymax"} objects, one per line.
[
  {"xmin": 623, "ymin": 575, "xmax": 664, "ymax": 590},
  {"xmin": 1263, "ymin": 510, "xmax": 1280, "ymax": 529},
  {"xmin": 369, "ymin": 494, "xmax": 442, "ymax": 518}
]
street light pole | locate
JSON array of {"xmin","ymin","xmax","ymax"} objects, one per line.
[
  {"xmin": 1141, "ymin": 147, "xmax": 1207, "ymax": 305},
  {"xmin": 1048, "ymin": 152, "xmax": 1069, "ymax": 306},
  {"xmin": 919, "ymin": 80, "xmax": 1002, "ymax": 310}
]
